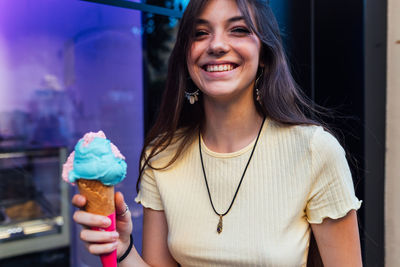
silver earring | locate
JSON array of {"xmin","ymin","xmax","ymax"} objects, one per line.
[
  {"xmin": 185, "ymin": 89, "xmax": 199, "ymax": 104},
  {"xmin": 255, "ymin": 88, "xmax": 261, "ymax": 103},
  {"xmin": 255, "ymin": 69, "xmax": 263, "ymax": 104}
]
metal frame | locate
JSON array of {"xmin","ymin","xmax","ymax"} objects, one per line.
[
  {"xmin": 363, "ymin": 0, "xmax": 387, "ymax": 265},
  {"xmin": 81, "ymin": 0, "xmax": 183, "ymax": 18}
]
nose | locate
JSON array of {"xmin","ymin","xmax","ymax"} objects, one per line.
[{"xmin": 207, "ymin": 32, "xmax": 229, "ymax": 56}]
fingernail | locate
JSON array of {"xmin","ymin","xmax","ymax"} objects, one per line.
[
  {"xmin": 112, "ymin": 232, "xmax": 119, "ymax": 239},
  {"xmin": 103, "ymin": 218, "xmax": 111, "ymax": 226},
  {"xmin": 112, "ymin": 241, "xmax": 118, "ymax": 249}
]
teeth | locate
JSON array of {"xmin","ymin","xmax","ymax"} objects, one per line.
[{"xmin": 206, "ymin": 64, "xmax": 235, "ymax": 72}]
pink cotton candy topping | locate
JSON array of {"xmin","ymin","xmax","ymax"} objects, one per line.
[
  {"xmin": 62, "ymin": 130, "xmax": 126, "ymax": 185},
  {"xmin": 62, "ymin": 151, "xmax": 75, "ymax": 184},
  {"xmin": 81, "ymin": 131, "xmax": 107, "ymax": 147},
  {"xmin": 80, "ymin": 131, "xmax": 125, "ymax": 159},
  {"xmin": 110, "ymin": 143, "xmax": 125, "ymax": 160}
]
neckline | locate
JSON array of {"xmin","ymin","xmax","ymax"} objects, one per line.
[{"xmin": 199, "ymin": 118, "xmax": 268, "ymax": 158}]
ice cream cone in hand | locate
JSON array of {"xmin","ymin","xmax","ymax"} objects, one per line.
[
  {"xmin": 77, "ymin": 179, "xmax": 115, "ymax": 216},
  {"xmin": 62, "ymin": 131, "xmax": 127, "ymax": 267}
]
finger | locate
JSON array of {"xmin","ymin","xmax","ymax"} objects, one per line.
[
  {"xmin": 80, "ymin": 229, "xmax": 119, "ymax": 243},
  {"xmin": 115, "ymin": 192, "xmax": 131, "ymax": 220},
  {"xmin": 115, "ymin": 192, "xmax": 126, "ymax": 214},
  {"xmin": 86, "ymin": 241, "xmax": 118, "ymax": 255},
  {"xmin": 72, "ymin": 194, "xmax": 86, "ymax": 208},
  {"xmin": 73, "ymin": 210, "xmax": 111, "ymax": 228}
]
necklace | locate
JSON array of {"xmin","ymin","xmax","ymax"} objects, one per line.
[{"xmin": 198, "ymin": 117, "xmax": 266, "ymax": 234}]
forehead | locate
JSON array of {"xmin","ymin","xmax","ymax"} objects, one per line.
[{"xmin": 196, "ymin": 0, "xmax": 243, "ymax": 21}]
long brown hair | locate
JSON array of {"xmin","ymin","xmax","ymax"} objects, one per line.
[{"xmin": 138, "ymin": 1, "xmax": 323, "ymax": 264}]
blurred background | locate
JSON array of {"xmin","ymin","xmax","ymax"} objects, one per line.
[{"xmin": 0, "ymin": 0, "xmax": 398, "ymax": 266}]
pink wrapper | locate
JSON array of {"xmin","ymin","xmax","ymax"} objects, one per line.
[{"xmin": 92, "ymin": 212, "xmax": 117, "ymax": 267}]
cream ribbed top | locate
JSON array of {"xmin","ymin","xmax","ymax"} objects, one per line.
[{"xmin": 135, "ymin": 119, "xmax": 361, "ymax": 267}]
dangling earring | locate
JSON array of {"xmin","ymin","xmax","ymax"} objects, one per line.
[
  {"xmin": 185, "ymin": 77, "xmax": 200, "ymax": 104},
  {"xmin": 255, "ymin": 68, "xmax": 264, "ymax": 104},
  {"xmin": 255, "ymin": 88, "xmax": 261, "ymax": 103},
  {"xmin": 185, "ymin": 89, "xmax": 199, "ymax": 104}
]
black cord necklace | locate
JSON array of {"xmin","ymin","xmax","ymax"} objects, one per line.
[{"xmin": 199, "ymin": 117, "xmax": 266, "ymax": 234}]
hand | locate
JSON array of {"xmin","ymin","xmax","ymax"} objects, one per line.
[
  {"xmin": 72, "ymin": 192, "xmax": 133, "ymax": 257},
  {"xmin": 114, "ymin": 192, "xmax": 134, "ymax": 258}
]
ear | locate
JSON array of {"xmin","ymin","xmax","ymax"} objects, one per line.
[
  {"xmin": 258, "ymin": 47, "xmax": 265, "ymax": 68},
  {"xmin": 257, "ymin": 65, "xmax": 265, "ymax": 74},
  {"xmin": 258, "ymin": 54, "xmax": 265, "ymax": 68}
]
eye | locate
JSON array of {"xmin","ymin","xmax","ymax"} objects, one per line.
[
  {"xmin": 231, "ymin": 27, "xmax": 251, "ymax": 34},
  {"xmin": 195, "ymin": 30, "xmax": 208, "ymax": 38}
]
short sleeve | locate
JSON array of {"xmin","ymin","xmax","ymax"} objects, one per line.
[
  {"xmin": 134, "ymin": 165, "xmax": 164, "ymax": 211},
  {"xmin": 306, "ymin": 127, "xmax": 362, "ymax": 223}
]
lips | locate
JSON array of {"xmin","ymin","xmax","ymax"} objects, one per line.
[{"xmin": 203, "ymin": 63, "xmax": 238, "ymax": 72}]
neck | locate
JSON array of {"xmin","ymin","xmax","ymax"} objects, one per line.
[{"xmin": 202, "ymin": 96, "xmax": 264, "ymax": 153}]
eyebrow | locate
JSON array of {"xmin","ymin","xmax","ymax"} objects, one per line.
[{"xmin": 195, "ymin": 16, "xmax": 246, "ymax": 25}]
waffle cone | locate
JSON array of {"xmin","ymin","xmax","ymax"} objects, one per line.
[{"xmin": 77, "ymin": 179, "xmax": 115, "ymax": 216}]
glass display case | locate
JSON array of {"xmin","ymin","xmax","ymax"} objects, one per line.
[{"xmin": 0, "ymin": 146, "xmax": 70, "ymax": 259}]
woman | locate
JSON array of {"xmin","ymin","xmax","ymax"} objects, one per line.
[{"xmin": 73, "ymin": 0, "xmax": 363, "ymax": 266}]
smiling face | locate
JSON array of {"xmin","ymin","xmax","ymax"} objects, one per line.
[{"xmin": 187, "ymin": 0, "xmax": 262, "ymax": 105}]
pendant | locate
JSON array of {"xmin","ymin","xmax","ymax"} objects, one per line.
[
  {"xmin": 189, "ymin": 94, "xmax": 198, "ymax": 104},
  {"xmin": 217, "ymin": 215, "xmax": 223, "ymax": 234}
]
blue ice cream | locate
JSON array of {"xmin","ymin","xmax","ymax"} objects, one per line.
[{"xmin": 66, "ymin": 133, "xmax": 127, "ymax": 186}]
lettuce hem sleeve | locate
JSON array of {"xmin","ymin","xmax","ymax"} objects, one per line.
[
  {"xmin": 134, "ymin": 192, "xmax": 164, "ymax": 211},
  {"xmin": 307, "ymin": 199, "xmax": 362, "ymax": 224}
]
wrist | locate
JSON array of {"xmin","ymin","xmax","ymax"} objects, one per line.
[
  {"xmin": 117, "ymin": 232, "xmax": 131, "ymax": 256},
  {"xmin": 117, "ymin": 233, "xmax": 133, "ymax": 263}
]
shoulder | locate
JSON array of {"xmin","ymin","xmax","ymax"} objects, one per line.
[
  {"xmin": 267, "ymin": 119, "xmax": 320, "ymax": 144},
  {"xmin": 266, "ymin": 120, "xmax": 344, "ymax": 156}
]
